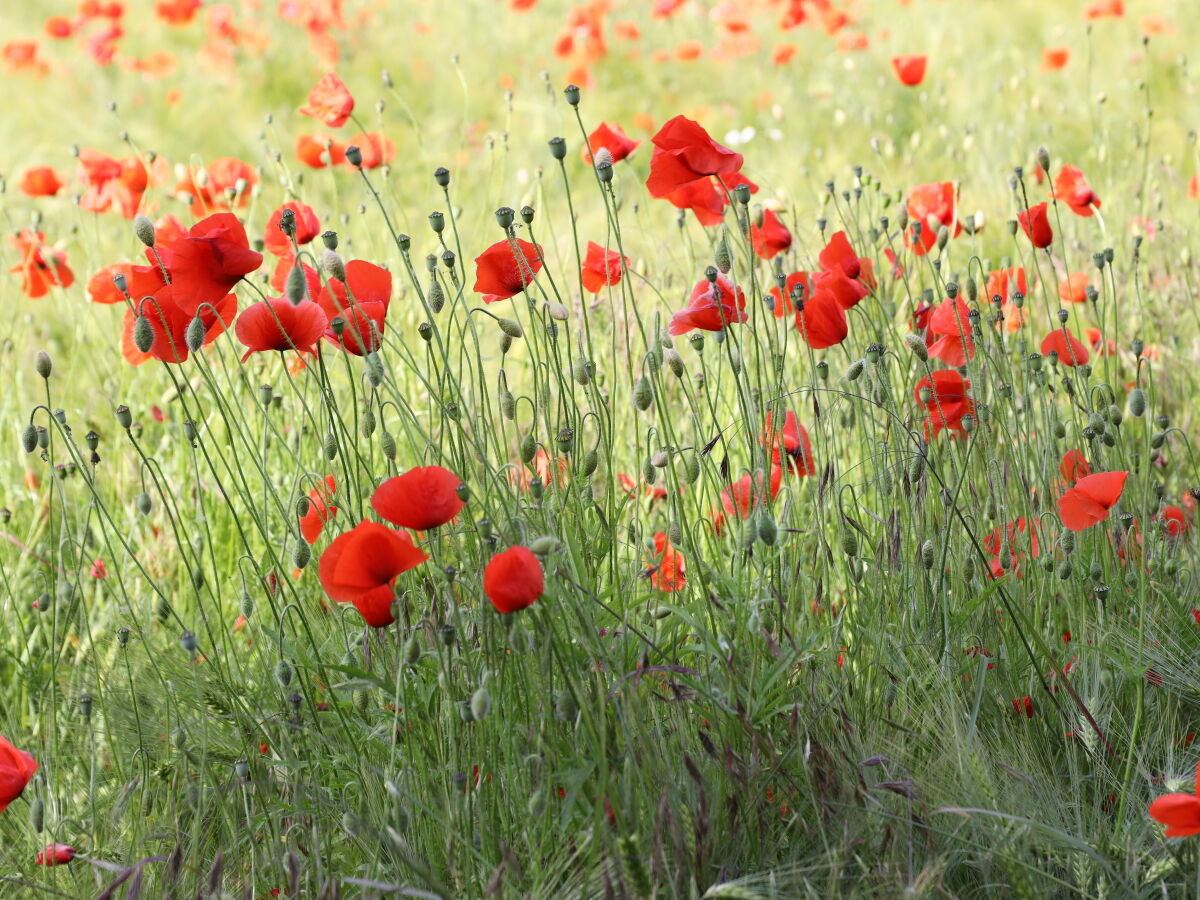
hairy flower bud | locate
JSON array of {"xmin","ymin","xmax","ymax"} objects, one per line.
[{"xmin": 133, "ymin": 214, "xmax": 156, "ymax": 247}]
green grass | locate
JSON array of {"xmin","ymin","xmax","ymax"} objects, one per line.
[{"xmin": 3, "ymin": 0, "xmax": 1200, "ymax": 897}]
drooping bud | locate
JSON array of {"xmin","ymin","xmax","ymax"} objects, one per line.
[
  {"xmin": 498, "ymin": 317, "xmax": 523, "ymax": 338},
  {"xmin": 185, "ymin": 316, "xmax": 205, "ymax": 352},
  {"xmin": 285, "ymin": 266, "xmax": 307, "ymax": 304},
  {"xmin": 632, "ymin": 376, "xmax": 653, "ymax": 411},
  {"xmin": 903, "ymin": 333, "xmax": 928, "ymax": 361}
]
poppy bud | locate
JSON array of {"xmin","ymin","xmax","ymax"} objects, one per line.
[
  {"xmin": 498, "ymin": 318, "xmax": 523, "ymax": 339},
  {"xmin": 545, "ymin": 302, "xmax": 569, "ymax": 321},
  {"xmin": 684, "ymin": 452, "xmax": 700, "ymax": 484},
  {"xmin": 1036, "ymin": 145, "xmax": 1051, "ymax": 173},
  {"xmin": 643, "ymin": 457, "xmax": 656, "ymax": 485},
  {"xmin": 563, "ymin": 84, "xmax": 581, "ymax": 105},
  {"xmin": 920, "ymin": 540, "xmax": 936, "ymax": 569},
  {"xmin": 274, "ymin": 659, "xmax": 293, "ymax": 688},
  {"xmin": 137, "ymin": 492, "xmax": 152, "ymax": 515},
  {"xmin": 633, "ymin": 376, "xmax": 653, "ymax": 411},
  {"xmin": 741, "ymin": 518, "xmax": 758, "ymax": 548},
  {"xmin": 427, "ymin": 278, "xmax": 445, "ymax": 313},
  {"xmin": 323, "ymin": 432, "xmax": 338, "ymax": 459},
  {"xmin": 499, "ymin": 333, "xmax": 512, "ymax": 354},
  {"xmin": 0, "ymin": 509, "xmax": 9, "ymax": 525},
  {"xmin": 908, "ymin": 455, "xmax": 924, "ymax": 484},
  {"xmin": 360, "ymin": 407, "xmax": 375, "ymax": 438},
  {"xmin": 345, "ymin": 145, "xmax": 363, "ymax": 168},
  {"xmin": 1128, "ymin": 388, "xmax": 1147, "ymax": 417},
  {"xmin": 283, "ymin": 266, "xmax": 307, "ymax": 305},
  {"xmin": 845, "ymin": 360, "xmax": 865, "ymax": 382},
  {"xmin": 321, "ymin": 249, "xmax": 346, "ymax": 281},
  {"xmin": 664, "ymin": 348, "xmax": 684, "ymax": 378},
  {"xmin": 183, "ymin": 420, "xmax": 198, "ymax": 443},
  {"xmin": 29, "ymin": 797, "xmax": 44, "ymax": 833},
  {"xmin": 133, "ymin": 213, "xmax": 156, "ymax": 248},
  {"xmin": 185, "ymin": 316, "xmax": 205, "ymax": 352},
  {"xmin": 572, "ymin": 358, "xmax": 591, "ymax": 386},
  {"xmin": 575, "ymin": 448, "xmax": 597, "ymax": 477},
  {"xmin": 180, "ymin": 630, "xmax": 198, "ymax": 655},
  {"xmin": 117, "ymin": 625, "xmax": 131, "ymax": 646},
  {"xmin": 548, "ymin": 136, "xmax": 567, "ymax": 160},
  {"xmin": 903, "ymin": 333, "xmax": 927, "ymax": 361},
  {"xmin": 520, "ymin": 432, "xmax": 537, "ymax": 464},
  {"xmin": 403, "ymin": 634, "xmax": 421, "ymax": 665},
  {"xmin": 758, "ymin": 513, "xmax": 778, "ymax": 546},
  {"xmin": 555, "ymin": 689, "xmax": 577, "ymax": 721},
  {"xmin": 499, "ymin": 389, "xmax": 516, "ymax": 420},
  {"xmin": 293, "ymin": 540, "xmax": 311, "ymax": 570},
  {"xmin": 470, "ymin": 686, "xmax": 492, "ymax": 721},
  {"xmin": 20, "ymin": 424, "xmax": 37, "ymax": 453}
]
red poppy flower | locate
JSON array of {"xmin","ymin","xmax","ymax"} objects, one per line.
[
  {"xmin": 794, "ymin": 284, "xmax": 848, "ymax": 349},
  {"xmin": 317, "ymin": 259, "xmax": 391, "ymax": 355},
  {"xmin": 645, "ymin": 115, "xmax": 744, "ymax": 199},
  {"xmin": 906, "ymin": 182, "xmax": 961, "ymax": 255},
  {"xmin": 1057, "ymin": 273, "xmax": 1089, "ymax": 304},
  {"xmin": 1058, "ymin": 470, "xmax": 1128, "ymax": 532},
  {"xmin": 1156, "ymin": 506, "xmax": 1187, "ymax": 538},
  {"xmin": 121, "ymin": 286, "xmax": 237, "ymax": 365},
  {"xmin": 812, "ymin": 266, "xmax": 868, "ymax": 311},
  {"xmin": 751, "ymin": 208, "xmax": 793, "ymax": 259},
  {"xmin": 925, "ymin": 296, "xmax": 974, "ymax": 366},
  {"xmin": 36, "ymin": 844, "xmax": 75, "ymax": 866},
  {"xmin": 669, "ymin": 273, "xmax": 748, "ymax": 335},
  {"xmin": 763, "ymin": 410, "xmax": 815, "ymax": 476},
  {"xmin": 1084, "ymin": 0, "xmax": 1123, "ymax": 20},
  {"xmin": 344, "ymin": 132, "xmax": 395, "ymax": 169},
  {"xmin": 483, "ymin": 546, "xmax": 544, "ymax": 614},
  {"xmin": 714, "ymin": 467, "xmax": 783, "ymax": 533},
  {"xmin": 1149, "ymin": 761, "xmax": 1200, "ymax": 837},
  {"xmin": 1012, "ymin": 696, "xmax": 1034, "ymax": 718},
  {"xmin": 473, "ymin": 239, "xmax": 543, "ymax": 302},
  {"xmin": 1041, "ymin": 47, "xmax": 1070, "ymax": 70},
  {"xmin": 234, "ymin": 298, "xmax": 327, "ymax": 361},
  {"xmin": 78, "ymin": 149, "xmax": 147, "ymax": 218},
  {"xmin": 662, "ymin": 177, "xmax": 728, "ymax": 226},
  {"xmin": 583, "ymin": 121, "xmax": 640, "ymax": 164},
  {"xmin": 44, "ymin": 16, "xmax": 74, "ymax": 38},
  {"xmin": 317, "ymin": 521, "xmax": 428, "ymax": 627},
  {"xmin": 1060, "ymin": 449, "xmax": 1091, "ymax": 484},
  {"xmin": 264, "ymin": 202, "xmax": 320, "ymax": 258},
  {"xmin": 295, "ymin": 133, "xmax": 345, "ymax": 168},
  {"xmin": 154, "ymin": 214, "xmax": 188, "ymax": 251},
  {"xmin": 581, "ymin": 241, "xmax": 628, "ymax": 293},
  {"xmin": 915, "ymin": 369, "xmax": 974, "ymax": 437},
  {"xmin": 300, "ymin": 476, "xmax": 337, "ymax": 544},
  {"xmin": 168, "ymin": 213, "xmax": 263, "ymax": 314},
  {"xmin": 299, "ymin": 72, "xmax": 355, "ymax": 128},
  {"xmin": 985, "ymin": 266, "xmax": 1027, "ymax": 303},
  {"xmin": 1018, "ymin": 202, "xmax": 1054, "ymax": 249},
  {"xmin": 891, "ymin": 54, "xmax": 927, "ymax": 86},
  {"xmin": 769, "ymin": 271, "xmax": 810, "ymax": 317},
  {"xmin": 372, "ymin": 466, "xmax": 464, "ymax": 531},
  {"xmin": 0, "ymin": 734, "xmax": 37, "ymax": 814},
  {"xmin": 156, "ymin": 0, "xmax": 201, "ymax": 25},
  {"xmin": 1053, "ymin": 165, "xmax": 1101, "ymax": 217},
  {"xmin": 647, "ymin": 533, "xmax": 686, "ymax": 592},
  {"xmin": 174, "ymin": 157, "xmax": 257, "ymax": 218},
  {"xmin": 8, "ymin": 229, "xmax": 74, "ymax": 298},
  {"xmin": 1041, "ymin": 328, "xmax": 1089, "ymax": 367},
  {"xmin": 818, "ymin": 231, "xmax": 864, "ymax": 281},
  {"xmin": 18, "ymin": 166, "xmax": 64, "ymax": 197},
  {"xmin": 984, "ymin": 518, "xmax": 1039, "ymax": 577}
]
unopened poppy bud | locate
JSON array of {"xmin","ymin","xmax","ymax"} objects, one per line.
[
  {"xmin": 466, "ymin": 686, "xmax": 494, "ymax": 720},
  {"xmin": 572, "ymin": 358, "xmax": 591, "ymax": 385},
  {"xmin": 345, "ymin": 145, "xmax": 363, "ymax": 168},
  {"xmin": 555, "ymin": 689, "xmax": 577, "ymax": 721},
  {"xmin": 664, "ymin": 348, "xmax": 684, "ymax": 378},
  {"xmin": 321, "ymin": 249, "xmax": 345, "ymax": 281},
  {"xmin": 1151, "ymin": 431, "xmax": 1165, "ymax": 449},
  {"xmin": 563, "ymin": 83, "xmax": 581, "ymax": 105},
  {"xmin": 903, "ymin": 333, "xmax": 927, "ymax": 361},
  {"xmin": 360, "ymin": 407, "xmax": 375, "ymax": 438},
  {"xmin": 1006, "ymin": 218, "xmax": 1018, "ymax": 236},
  {"xmin": 137, "ymin": 492, "xmax": 152, "ymax": 515},
  {"xmin": 548, "ymin": 136, "xmax": 567, "ymax": 160},
  {"xmin": 758, "ymin": 513, "xmax": 778, "ymax": 546},
  {"xmin": 545, "ymin": 301, "xmax": 569, "ymax": 321},
  {"xmin": 29, "ymin": 796, "xmax": 43, "ymax": 833},
  {"xmin": 579, "ymin": 448, "xmax": 598, "ymax": 477},
  {"xmin": 180, "ymin": 630, "xmax": 198, "ymax": 654},
  {"xmin": 908, "ymin": 455, "xmax": 924, "ymax": 484},
  {"xmin": 1036, "ymin": 145, "xmax": 1051, "ymax": 173},
  {"xmin": 33, "ymin": 349, "xmax": 53, "ymax": 380},
  {"xmin": 495, "ymin": 206, "xmax": 515, "ymax": 230},
  {"xmin": 20, "ymin": 424, "xmax": 37, "ymax": 453},
  {"xmin": 845, "ymin": 359, "xmax": 865, "ymax": 381},
  {"xmin": 741, "ymin": 518, "xmax": 758, "ymax": 548},
  {"xmin": 274, "ymin": 659, "xmax": 293, "ymax": 688},
  {"xmin": 520, "ymin": 432, "xmax": 537, "ymax": 464},
  {"xmin": 500, "ymin": 390, "xmax": 516, "ymax": 420},
  {"xmin": 1128, "ymin": 388, "xmax": 1146, "ymax": 417},
  {"xmin": 684, "ymin": 452, "xmax": 700, "ymax": 483},
  {"xmin": 234, "ymin": 759, "xmax": 250, "ymax": 780},
  {"xmin": 920, "ymin": 540, "xmax": 936, "ymax": 569},
  {"xmin": 132, "ymin": 213, "xmax": 156, "ymax": 247},
  {"xmin": 293, "ymin": 540, "xmax": 311, "ymax": 569},
  {"xmin": 499, "ymin": 333, "xmax": 513, "ymax": 354},
  {"xmin": 633, "ymin": 376, "xmax": 653, "ymax": 410},
  {"xmin": 529, "ymin": 476, "xmax": 544, "ymax": 500},
  {"xmin": 323, "ymin": 432, "xmax": 338, "ymax": 459},
  {"xmin": 498, "ymin": 317, "xmax": 523, "ymax": 338},
  {"xmin": 428, "ymin": 278, "xmax": 445, "ymax": 313},
  {"xmin": 185, "ymin": 316, "xmax": 205, "ymax": 351},
  {"xmin": 401, "ymin": 634, "xmax": 422, "ymax": 665},
  {"xmin": 284, "ymin": 266, "xmax": 307, "ymax": 305},
  {"xmin": 1058, "ymin": 560, "xmax": 1073, "ymax": 580}
]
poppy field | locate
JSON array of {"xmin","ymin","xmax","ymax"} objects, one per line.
[{"xmin": 4, "ymin": 0, "xmax": 1200, "ymax": 896}]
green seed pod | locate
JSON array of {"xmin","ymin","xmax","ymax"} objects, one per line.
[
  {"xmin": 845, "ymin": 359, "xmax": 865, "ymax": 382},
  {"xmin": 920, "ymin": 540, "xmax": 936, "ymax": 569},
  {"xmin": 1128, "ymin": 388, "xmax": 1147, "ymax": 417},
  {"xmin": 500, "ymin": 389, "xmax": 516, "ymax": 420},
  {"xmin": 323, "ymin": 432, "xmax": 338, "ymax": 460},
  {"xmin": 20, "ymin": 424, "xmax": 37, "ymax": 453},
  {"xmin": 403, "ymin": 634, "xmax": 421, "ymax": 665},
  {"xmin": 757, "ymin": 513, "xmax": 777, "ymax": 546},
  {"xmin": 293, "ymin": 541, "xmax": 311, "ymax": 569},
  {"xmin": 274, "ymin": 659, "xmax": 293, "ymax": 688},
  {"xmin": 520, "ymin": 432, "xmax": 537, "ymax": 464},
  {"xmin": 470, "ymin": 686, "xmax": 492, "ymax": 721},
  {"xmin": 555, "ymin": 689, "xmax": 577, "ymax": 722},
  {"xmin": 29, "ymin": 796, "xmax": 44, "ymax": 833},
  {"xmin": 1053, "ymin": 420, "xmax": 1066, "ymax": 439},
  {"xmin": 633, "ymin": 376, "xmax": 653, "ymax": 411},
  {"xmin": 581, "ymin": 449, "xmax": 599, "ymax": 477},
  {"xmin": 1151, "ymin": 432, "xmax": 1165, "ymax": 450},
  {"xmin": 116, "ymin": 405, "xmax": 132, "ymax": 429}
]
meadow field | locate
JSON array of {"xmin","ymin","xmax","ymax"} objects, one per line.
[{"xmin": 2, "ymin": 0, "xmax": 1200, "ymax": 896}]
